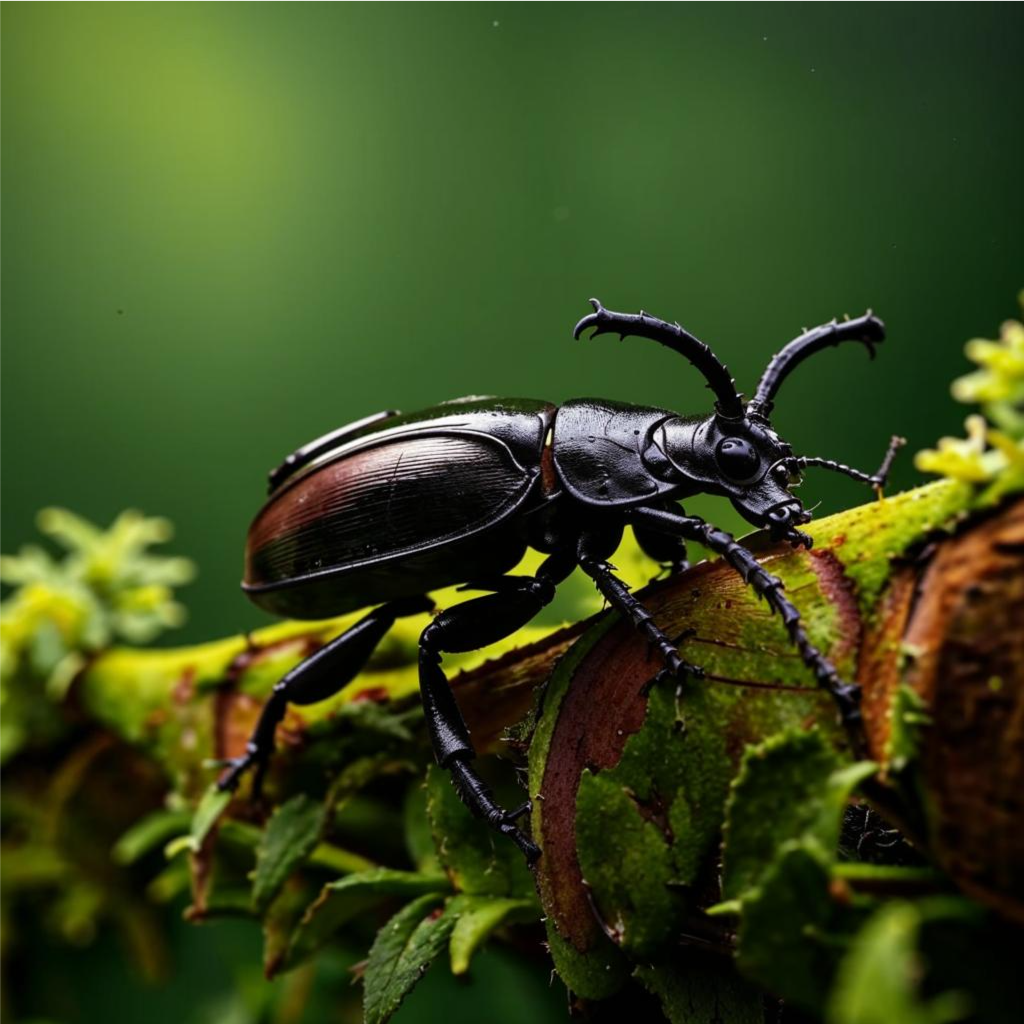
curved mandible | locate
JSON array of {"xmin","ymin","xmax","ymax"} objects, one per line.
[
  {"xmin": 748, "ymin": 311, "xmax": 885, "ymax": 420},
  {"xmin": 573, "ymin": 298, "xmax": 744, "ymax": 419}
]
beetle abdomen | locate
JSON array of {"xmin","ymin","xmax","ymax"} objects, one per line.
[{"xmin": 244, "ymin": 429, "xmax": 541, "ymax": 617}]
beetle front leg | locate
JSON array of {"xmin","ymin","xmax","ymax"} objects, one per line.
[
  {"xmin": 630, "ymin": 506, "xmax": 866, "ymax": 755},
  {"xmin": 216, "ymin": 595, "xmax": 434, "ymax": 796},
  {"xmin": 418, "ymin": 551, "xmax": 576, "ymax": 863}
]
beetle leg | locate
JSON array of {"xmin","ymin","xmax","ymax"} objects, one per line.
[
  {"xmin": 633, "ymin": 519, "xmax": 690, "ymax": 581},
  {"xmin": 630, "ymin": 506, "xmax": 866, "ymax": 756},
  {"xmin": 577, "ymin": 538, "xmax": 705, "ymax": 686},
  {"xmin": 418, "ymin": 550, "xmax": 576, "ymax": 863},
  {"xmin": 216, "ymin": 595, "xmax": 434, "ymax": 796}
]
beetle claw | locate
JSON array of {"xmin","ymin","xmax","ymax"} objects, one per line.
[{"xmin": 787, "ymin": 528, "xmax": 813, "ymax": 549}]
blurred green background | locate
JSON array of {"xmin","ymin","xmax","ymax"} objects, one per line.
[{"xmin": 2, "ymin": 3, "xmax": 1022, "ymax": 1022}]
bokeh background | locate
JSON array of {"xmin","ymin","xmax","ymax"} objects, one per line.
[{"xmin": 2, "ymin": 3, "xmax": 1022, "ymax": 1023}]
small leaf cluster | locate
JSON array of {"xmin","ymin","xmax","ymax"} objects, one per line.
[
  {"xmin": 135, "ymin": 739, "xmax": 540, "ymax": 1024},
  {"xmin": 916, "ymin": 295, "xmax": 1024, "ymax": 502},
  {"xmin": 0, "ymin": 508, "xmax": 194, "ymax": 761}
]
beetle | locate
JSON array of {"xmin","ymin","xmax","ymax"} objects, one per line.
[{"xmin": 218, "ymin": 298, "xmax": 904, "ymax": 862}]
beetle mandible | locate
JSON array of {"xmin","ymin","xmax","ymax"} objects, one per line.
[{"xmin": 217, "ymin": 298, "xmax": 904, "ymax": 862}]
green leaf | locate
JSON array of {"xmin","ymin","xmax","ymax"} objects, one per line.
[
  {"xmin": 448, "ymin": 895, "xmax": 537, "ymax": 975},
  {"xmin": 425, "ymin": 763, "xmax": 533, "ymax": 897},
  {"xmin": 828, "ymin": 902, "xmax": 969, "ymax": 1024},
  {"xmin": 251, "ymin": 793, "xmax": 327, "ymax": 913},
  {"xmin": 636, "ymin": 956, "xmax": 765, "ymax": 1024},
  {"xmin": 362, "ymin": 892, "xmax": 456, "ymax": 1024},
  {"xmin": 262, "ymin": 879, "xmax": 314, "ymax": 979},
  {"xmin": 573, "ymin": 683, "xmax": 740, "ymax": 956},
  {"xmin": 722, "ymin": 728, "xmax": 875, "ymax": 900},
  {"xmin": 287, "ymin": 867, "xmax": 449, "ymax": 967},
  {"xmin": 112, "ymin": 809, "xmax": 192, "ymax": 864},
  {"xmin": 403, "ymin": 780, "xmax": 440, "ymax": 872},
  {"xmin": 737, "ymin": 838, "xmax": 871, "ymax": 1014},
  {"xmin": 575, "ymin": 769, "xmax": 677, "ymax": 956},
  {"xmin": 188, "ymin": 785, "xmax": 232, "ymax": 852}
]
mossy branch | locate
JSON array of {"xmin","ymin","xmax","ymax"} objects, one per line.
[{"xmin": 5, "ymin": 303, "xmax": 1023, "ymax": 1023}]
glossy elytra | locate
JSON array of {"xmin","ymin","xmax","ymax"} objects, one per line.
[{"xmin": 218, "ymin": 299, "xmax": 904, "ymax": 862}]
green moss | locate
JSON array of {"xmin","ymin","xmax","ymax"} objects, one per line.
[{"xmin": 805, "ymin": 480, "xmax": 973, "ymax": 615}]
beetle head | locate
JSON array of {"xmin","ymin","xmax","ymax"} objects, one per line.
[
  {"xmin": 576, "ymin": 299, "xmax": 885, "ymax": 546},
  {"xmin": 657, "ymin": 414, "xmax": 810, "ymax": 543}
]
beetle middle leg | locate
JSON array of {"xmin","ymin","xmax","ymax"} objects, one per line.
[
  {"xmin": 634, "ymin": 508, "xmax": 690, "ymax": 580},
  {"xmin": 418, "ymin": 550, "xmax": 576, "ymax": 863},
  {"xmin": 630, "ymin": 506, "xmax": 866, "ymax": 756},
  {"xmin": 577, "ymin": 533, "xmax": 704, "ymax": 686},
  {"xmin": 216, "ymin": 594, "xmax": 434, "ymax": 796}
]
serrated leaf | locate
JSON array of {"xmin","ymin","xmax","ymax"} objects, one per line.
[
  {"xmin": 722, "ymin": 728, "xmax": 875, "ymax": 900},
  {"xmin": 828, "ymin": 902, "xmax": 969, "ymax": 1024},
  {"xmin": 737, "ymin": 838, "xmax": 871, "ymax": 1014},
  {"xmin": 425, "ymin": 763, "xmax": 532, "ymax": 897},
  {"xmin": 189, "ymin": 785, "xmax": 231, "ymax": 852},
  {"xmin": 448, "ymin": 895, "xmax": 537, "ymax": 975},
  {"xmin": 251, "ymin": 793, "xmax": 327, "ymax": 913},
  {"xmin": 362, "ymin": 892, "xmax": 456, "ymax": 1024},
  {"xmin": 575, "ymin": 769, "xmax": 677, "ymax": 956},
  {"xmin": 635, "ymin": 955, "xmax": 765, "ymax": 1024},
  {"xmin": 287, "ymin": 867, "xmax": 449, "ymax": 967},
  {"xmin": 573, "ymin": 683, "xmax": 739, "ymax": 957}
]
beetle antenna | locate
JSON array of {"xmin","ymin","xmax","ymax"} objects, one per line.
[
  {"xmin": 573, "ymin": 298, "xmax": 745, "ymax": 419},
  {"xmin": 747, "ymin": 312, "xmax": 885, "ymax": 420},
  {"xmin": 797, "ymin": 435, "xmax": 906, "ymax": 491}
]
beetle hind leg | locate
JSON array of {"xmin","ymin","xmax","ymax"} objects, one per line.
[
  {"xmin": 418, "ymin": 551, "xmax": 576, "ymax": 863},
  {"xmin": 216, "ymin": 595, "xmax": 434, "ymax": 796}
]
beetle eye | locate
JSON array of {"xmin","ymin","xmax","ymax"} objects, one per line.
[
  {"xmin": 773, "ymin": 460, "xmax": 801, "ymax": 486},
  {"xmin": 716, "ymin": 438, "xmax": 761, "ymax": 481}
]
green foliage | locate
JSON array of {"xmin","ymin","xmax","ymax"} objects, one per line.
[
  {"xmin": 447, "ymin": 895, "xmax": 536, "ymax": 975},
  {"xmin": 424, "ymin": 764, "xmax": 534, "ymax": 898},
  {"xmin": 288, "ymin": 868, "xmax": 449, "ymax": 969},
  {"xmin": 721, "ymin": 730, "xmax": 876, "ymax": 900},
  {"xmin": 362, "ymin": 893, "xmax": 456, "ymax": 1024},
  {"xmin": 251, "ymin": 794, "xmax": 328, "ymax": 913},
  {"xmin": 0, "ymin": 508, "xmax": 194, "ymax": 761},
  {"xmin": 916, "ymin": 299, "xmax": 1024, "ymax": 503},
  {"xmin": 575, "ymin": 683, "xmax": 735, "ymax": 957},
  {"xmin": 736, "ymin": 838, "xmax": 864, "ymax": 1012},
  {"xmin": 635, "ymin": 957, "xmax": 765, "ymax": 1024},
  {"xmin": 188, "ymin": 785, "xmax": 232, "ymax": 853},
  {"xmin": 828, "ymin": 901, "xmax": 970, "ymax": 1024},
  {"xmin": 4, "ymin": 301, "xmax": 1024, "ymax": 1024}
]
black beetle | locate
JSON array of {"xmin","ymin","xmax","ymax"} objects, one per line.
[{"xmin": 218, "ymin": 299, "xmax": 903, "ymax": 861}]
